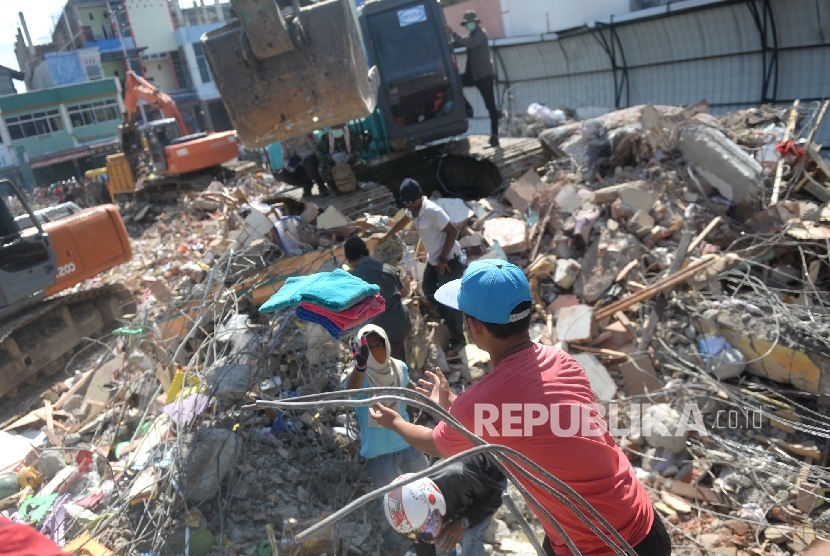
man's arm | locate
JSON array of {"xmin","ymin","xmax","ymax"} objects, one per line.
[
  {"xmin": 380, "ymin": 214, "xmax": 411, "ymax": 243},
  {"xmin": 370, "ymin": 403, "xmax": 444, "ymax": 457},
  {"xmin": 450, "ymin": 30, "xmax": 485, "ymax": 48},
  {"xmin": 439, "ymin": 222, "xmax": 459, "ymax": 260}
]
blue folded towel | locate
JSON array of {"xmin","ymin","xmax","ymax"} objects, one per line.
[
  {"xmin": 297, "ymin": 307, "xmax": 343, "ymax": 339},
  {"xmin": 260, "ymin": 269, "xmax": 380, "ymax": 313}
]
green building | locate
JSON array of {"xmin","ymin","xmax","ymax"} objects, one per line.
[{"xmin": 0, "ymin": 78, "xmax": 124, "ymax": 188}]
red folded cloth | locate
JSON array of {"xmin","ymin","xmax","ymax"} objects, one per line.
[{"xmin": 300, "ymin": 293, "xmax": 386, "ymax": 330}]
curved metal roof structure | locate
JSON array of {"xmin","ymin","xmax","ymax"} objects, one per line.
[{"xmin": 462, "ymin": 0, "xmax": 830, "ymax": 144}]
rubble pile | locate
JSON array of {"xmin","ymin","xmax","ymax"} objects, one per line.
[{"xmin": 3, "ymin": 99, "xmax": 830, "ymax": 556}]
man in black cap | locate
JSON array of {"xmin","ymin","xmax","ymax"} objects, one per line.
[
  {"xmin": 344, "ymin": 235, "xmax": 411, "ymax": 360},
  {"xmin": 379, "ymin": 179, "xmax": 466, "ymax": 354},
  {"xmin": 446, "ymin": 10, "xmax": 500, "ymax": 148}
]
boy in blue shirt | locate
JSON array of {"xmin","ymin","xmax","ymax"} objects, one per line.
[{"xmin": 345, "ymin": 324, "xmax": 428, "ymax": 554}]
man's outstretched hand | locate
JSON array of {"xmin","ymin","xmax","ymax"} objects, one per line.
[
  {"xmin": 369, "ymin": 403, "xmax": 401, "ymax": 429},
  {"xmin": 416, "ymin": 367, "xmax": 456, "ymax": 411}
]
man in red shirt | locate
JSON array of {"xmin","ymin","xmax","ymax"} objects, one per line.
[{"xmin": 371, "ymin": 260, "xmax": 670, "ymax": 555}]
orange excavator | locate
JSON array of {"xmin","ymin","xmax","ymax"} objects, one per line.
[
  {"xmin": 0, "ymin": 179, "xmax": 134, "ymax": 398},
  {"xmin": 106, "ymin": 71, "xmax": 239, "ymax": 198}
]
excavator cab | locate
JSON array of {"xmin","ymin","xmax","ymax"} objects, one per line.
[
  {"xmin": 359, "ymin": 0, "xmax": 468, "ymax": 151},
  {"xmin": 201, "ymin": 0, "xmax": 380, "ymax": 147},
  {"xmin": 144, "ymin": 118, "xmax": 183, "ymax": 172},
  {"xmin": 0, "ymin": 180, "xmax": 57, "ymax": 321}
]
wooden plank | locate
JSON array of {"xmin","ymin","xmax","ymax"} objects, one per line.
[
  {"xmin": 568, "ymin": 344, "xmax": 629, "ymax": 360},
  {"xmin": 688, "ymin": 216, "xmax": 722, "ymax": 253},
  {"xmin": 43, "ymin": 400, "xmax": 62, "ymax": 448},
  {"xmin": 594, "ymin": 255, "xmax": 718, "ymax": 322},
  {"xmin": 770, "ymin": 99, "xmax": 800, "ymax": 206},
  {"xmin": 653, "ymin": 477, "xmax": 737, "ymax": 509}
]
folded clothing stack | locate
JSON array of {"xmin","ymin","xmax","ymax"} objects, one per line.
[{"xmin": 259, "ymin": 269, "xmax": 386, "ymax": 339}]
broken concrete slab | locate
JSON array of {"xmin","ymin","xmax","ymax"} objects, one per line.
[
  {"xmin": 434, "ymin": 198, "xmax": 474, "ymax": 225},
  {"xmin": 555, "ymin": 305, "xmax": 593, "ymax": 343},
  {"xmin": 715, "ymin": 310, "xmax": 828, "ymax": 395},
  {"xmin": 627, "ymin": 210, "xmax": 655, "ymax": 236},
  {"xmin": 547, "ymin": 294, "xmax": 579, "ymax": 317},
  {"xmin": 503, "ymin": 168, "xmax": 544, "ymax": 213},
  {"xmin": 619, "ymin": 186, "xmax": 655, "ymax": 214},
  {"xmin": 679, "ymin": 125, "xmax": 764, "ymax": 204},
  {"xmin": 205, "ymin": 361, "xmax": 254, "ymax": 404},
  {"xmin": 316, "ymin": 206, "xmax": 351, "ymax": 230},
  {"xmin": 574, "ymin": 228, "xmax": 646, "ymax": 303},
  {"xmin": 554, "ymin": 184, "xmax": 581, "ymax": 213},
  {"xmin": 572, "ymin": 353, "xmax": 617, "ymax": 401},
  {"xmin": 183, "ymin": 428, "xmax": 240, "ymax": 504},
  {"xmin": 483, "ymin": 217, "xmax": 528, "ymax": 254},
  {"xmin": 591, "ymin": 180, "xmax": 649, "ymax": 205}
]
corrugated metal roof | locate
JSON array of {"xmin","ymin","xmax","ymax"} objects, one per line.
[{"xmin": 465, "ymin": 0, "xmax": 830, "ymax": 144}]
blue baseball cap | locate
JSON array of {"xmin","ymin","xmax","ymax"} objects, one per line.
[{"xmin": 434, "ymin": 260, "xmax": 532, "ymax": 324}]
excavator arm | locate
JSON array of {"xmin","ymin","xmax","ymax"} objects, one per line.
[{"xmin": 123, "ymin": 71, "xmax": 188, "ymax": 136}]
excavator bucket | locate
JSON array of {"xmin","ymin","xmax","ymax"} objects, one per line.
[{"xmin": 202, "ymin": 0, "xmax": 379, "ymax": 148}]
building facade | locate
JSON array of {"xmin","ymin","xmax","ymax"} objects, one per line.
[{"xmin": 0, "ymin": 79, "xmax": 125, "ymax": 187}]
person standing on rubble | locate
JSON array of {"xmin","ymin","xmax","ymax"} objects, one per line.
[
  {"xmin": 281, "ymin": 132, "xmax": 330, "ymax": 197},
  {"xmin": 345, "ymin": 324, "xmax": 428, "ymax": 556},
  {"xmin": 345, "ymin": 236, "xmax": 411, "ymax": 361},
  {"xmin": 370, "ymin": 260, "xmax": 671, "ymax": 556},
  {"xmin": 317, "ymin": 123, "xmax": 363, "ymax": 195},
  {"xmin": 445, "ymin": 11, "xmax": 500, "ymax": 148},
  {"xmin": 378, "ymin": 179, "xmax": 466, "ymax": 356}
]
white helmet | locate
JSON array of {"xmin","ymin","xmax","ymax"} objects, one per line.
[{"xmin": 383, "ymin": 475, "xmax": 447, "ymax": 543}]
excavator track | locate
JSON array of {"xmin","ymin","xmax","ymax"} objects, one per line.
[{"xmin": 0, "ymin": 284, "xmax": 136, "ymax": 398}]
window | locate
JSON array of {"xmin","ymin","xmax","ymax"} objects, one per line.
[
  {"xmin": 66, "ymin": 99, "xmax": 120, "ymax": 128},
  {"xmin": 171, "ymin": 50, "xmax": 192, "ymax": 89},
  {"xmin": 5, "ymin": 109, "xmax": 64, "ymax": 140},
  {"xmin": 89, "ymin": 13, "xmax": 94, "ymax": 20},
  {"xmin": 192, "ymin": 43, "xmax": 212, "ymax": 84}
]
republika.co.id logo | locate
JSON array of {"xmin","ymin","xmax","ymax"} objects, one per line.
[{"xmin": 471, "ymin": 402, "xmax": 763, "ymax": 438}]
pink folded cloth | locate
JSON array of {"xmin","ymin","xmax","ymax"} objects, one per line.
[{"xmin": 300, "ymin": 293, "xmax": 386, "ymax": 330}]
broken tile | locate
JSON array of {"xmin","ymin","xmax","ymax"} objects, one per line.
[
  {"xmin": 503, "ymin": 168, "xmax": 544, "ymax": 213},
  {"xmin": 482, "ymin": 217, "xmax": 528, "ymax": 254},
  {"xmin": 556, "ymin": 305, "xmax": 593, "ymax": 343},
  {"xmin": 316, "ymin": 205, "xmax": 351, "ymax": 230}
]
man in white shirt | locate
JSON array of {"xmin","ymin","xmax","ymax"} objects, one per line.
[{"xmin": 379, "ymin": 179, "xmax": 466, "ymax": 353}]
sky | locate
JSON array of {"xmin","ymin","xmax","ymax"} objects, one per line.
[{"xmin": 0, "ymin": 0, "xmax": 69, "ymax": 92}]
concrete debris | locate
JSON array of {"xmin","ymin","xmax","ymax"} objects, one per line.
[
  {"xmin": 642, "ymin": 404, "xmax": 688, "ymax": 454},
  {"xmin": 183, "ymin": 428, "xmax": 241, "ymax": 503},
  {"xmin": 679, "ymin": 125, "xmax": 764, "ymax": 204},
  {"xmin": 316, "ymin": 205, "xmax": 351, "ymax": 230},
  {"xmin": 482, "ymin": 217, "xmax": 529, "ymax": 254},
  {"xmin": 6, "ymin": 99, "xmax": 830, "ymax": 556},
  {"xmin": 553, "ymin": 258, "xmax": 581, "ymax": 289},
  {"xmin": 555, "ymin": 305, "xmax": 593, "ymax": 343}
]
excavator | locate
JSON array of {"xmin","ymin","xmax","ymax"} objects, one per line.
[
  {"xmin": 106, "ymin": 71, "xmax": 239, "ymax": 199},
  {"xmin": 0, "ymin": 179, "xmax": 134, "ymax": 398},
  {"xmin": 201, "ymin": 0, "xmax": 546, "ymax": 198}
]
